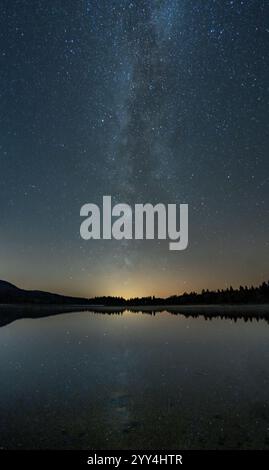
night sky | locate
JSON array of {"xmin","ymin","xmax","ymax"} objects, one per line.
[{"xmin": 0, "ymin": 0, "xmax": 268, "ymax": 298}]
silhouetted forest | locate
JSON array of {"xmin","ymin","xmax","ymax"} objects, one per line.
[{"xmin": 92, "ymin": 281, "xmax": 269, "ymax": 306}]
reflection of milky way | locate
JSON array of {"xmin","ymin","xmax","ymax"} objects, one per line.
[{"xmin": 0, "ymin": 1, "xmax": 268, "ymax": 296}]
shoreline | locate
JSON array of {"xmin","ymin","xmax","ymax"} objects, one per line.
[{"xmin": 1, "ymin": 303, "xmax": 269, "ymax": 310}]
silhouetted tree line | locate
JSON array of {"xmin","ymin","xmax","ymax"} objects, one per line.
[
  {"xmin": 91, "ymin": 281, "xmax": 269, "ymax": 306},
  {"xmin": 1, "ymin": 279, "xmax": 269, "ymax": 307}
]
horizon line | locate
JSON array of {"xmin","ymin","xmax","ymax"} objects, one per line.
[{"xmin": 1, "ymin": 278, "xmax": 268, "ymax": 302}]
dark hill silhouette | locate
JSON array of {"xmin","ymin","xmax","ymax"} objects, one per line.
[{"xmin": 0, "ymin": 280, "xmax": 91, "ymax": 305}]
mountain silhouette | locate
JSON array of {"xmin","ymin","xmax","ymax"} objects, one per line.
[{"xmin": 0, "ymin": 280, "xmax": 90, "ymax": 305}]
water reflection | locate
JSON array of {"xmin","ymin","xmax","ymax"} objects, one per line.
[
  {"xmin": 0, "ymin": 307, "xmax": 268, "ymax": 449},
  {"xmin": 0, "ymin": 304, "xmax": 269, "ymax": 328}
]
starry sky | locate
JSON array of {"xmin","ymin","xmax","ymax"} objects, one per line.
[{"xmin": 0, "ymin": 0, "xmax": 268, "ymax": 298}]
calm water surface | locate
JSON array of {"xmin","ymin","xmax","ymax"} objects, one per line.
[{"xmin": 0, "ymin": 308, "xmax": 269, "ymax": 449}]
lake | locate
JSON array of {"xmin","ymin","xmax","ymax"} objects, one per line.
[{"xmin": 0, "ymin": 307, "xmax": 269, "ymax": 449}]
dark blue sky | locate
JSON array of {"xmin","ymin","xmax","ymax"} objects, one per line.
[{"xmin": 0, "ymin": 0, "xmax": 268, "ymax": 297}]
